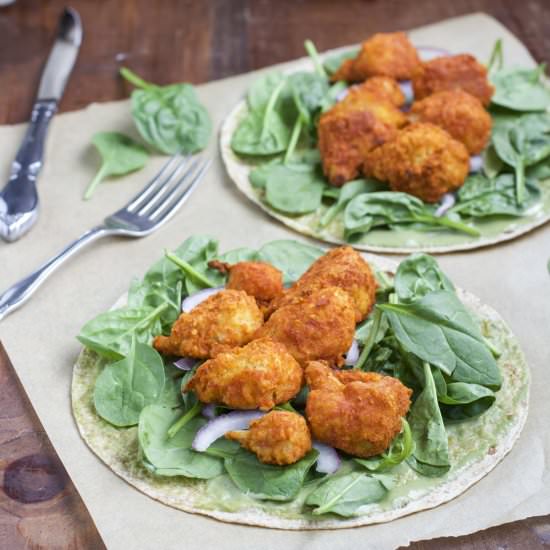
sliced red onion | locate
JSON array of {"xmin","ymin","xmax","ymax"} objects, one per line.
[
  {"xmin": 344, "ymin": 339, "xmax": 360, "ymax": 366},
  {"xmin": 313, "ymin": 441, "xmax": 341, "ymax": 474},
  {"xmin": 335, "ymin": 87, "xmax": 349, "ymax": 102},
  {"xmin": 202, "ymin": 403, "xmax": 217, "ymax": 419},
  {"xmin": 435, "ymin": 193, "xmax": 457, "ymax": 217},
  {"xmin": 469, "ymin": 155, "xmax": 483, "ymax": 173},
  {"xmin": 181, "ymin": 286, "xmax": 223, "ymax": 313},
  {"xmin": 398, "ymin": 80, "xmax": 414, "ymax": 104},
  {"xmin": 417, "ymin": 46, "xmax": 451, "ymax": 61},
  {"xmin": 173, "ymin": 357, "xmax": 198, "ymax": 371},
  {"xmin": 192, "ymin": 410, "xmax": 265, "ymax": 452}
]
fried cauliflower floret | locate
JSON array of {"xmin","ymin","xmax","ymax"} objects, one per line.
[
  {"xmin": 255, "ymin": 287, "xmax": 356, "ymax": 366},
  {"xmin": 364, "ymin": 122, "xmax": 470, "ymax": 203},
  {"xmin": 411, "ymin": 54, "xmax": 494, "ymax": 106},
  {"xmin": 352, "ymin": 76, "xmax": 406, "ymax": 107},
  {"xmin": 318, "ymin": 86, "xmax": 407, "ymax": 186},
  {"xmin": 409, "ymin": 89, "xmax": 492, "ymax": 154},
  {"xmin": 305, "ymin": 361, "xmax": 412, "ymax": 458},
  {"xmin": 226, "ymin": 411, "xmax": 312, "ymax": 465},
  {"xmin": 153, "ymin": 289, "xmax": 263, "ymax": 358},
  {"xmin": 269, "ymin": 246, "xmax": 376, "ymax": 323},
  {"xmin": 186, "ymin": 338, "xmax": 302, "ymax": 410},
  {"xmin": 332, "ymin": 32, "xmax": 421, "ymax": 82}
]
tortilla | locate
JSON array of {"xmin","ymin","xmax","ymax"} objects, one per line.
[
  {"xmin": 219, "ymin": 49, "xmax": 550, "ymax": 254},
  {"xmin": 71, "ymin": 253, "xmax": 529, "ymax": 529}
]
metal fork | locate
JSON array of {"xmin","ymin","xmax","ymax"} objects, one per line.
[{"xmin": 0, "ymin": 154, "xmax": 210, "ymax": 321}]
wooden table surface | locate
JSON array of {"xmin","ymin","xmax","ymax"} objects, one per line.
[{"xmin": 1, "ymin": 0, "xmax": 549, "ymax": 548}]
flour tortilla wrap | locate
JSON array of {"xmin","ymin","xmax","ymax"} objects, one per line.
[{"xmin": 71, "ymin": 253, "xmax": 529, "ymax": 529}]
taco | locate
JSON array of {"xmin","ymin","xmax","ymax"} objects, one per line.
[{"xmin": 72, "ymin": 236, "xmax": 529, "ymax": 529}]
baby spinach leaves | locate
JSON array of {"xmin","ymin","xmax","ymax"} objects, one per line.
[
  {"xmin": 305, "ymin": 472, "xmax": 392, "ymax": 516},
  {"xmin": 224, "ymin": 449, "xmax": 318, "ymax": 501},
  {"xmin": 121, "ymin": 68, "xmax": 212, "ymax": 155},
  {"xmin": 84, "ymin": 132, "xmax": 149, "ymax": 200},
  {"xmin": 94, "ymin": 340, "xmax": 165, "ymax": 427},
  {"xmin": 138, "ymin": 405, "xmax": 224, "ymax": 478}
]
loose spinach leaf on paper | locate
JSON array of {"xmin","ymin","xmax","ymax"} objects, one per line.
[
  {"xmin": 94, "ymin": 341, "xmax": 165, "ymax": 427},
  {"xmin": 378, "ymin": 291, "xmax": 502, "ymax": 388},
  {"xmin": 452, "ymin": 174, "xmax": 540, "ymax": 217},
  {"xmin": 120, "ymin": 68, "xmax": 211, "ymax": 155},
  {"xmin": 407, "ymin": 363, "xmax": 450, "ymax": 477},
  {"xmin": 265, "ymin": 164, "xmax": 325, "ymax": 214},
  {"xmin": 394, "ymin": 253, "xmax": 455, "ymax": 303},
  {"xmin": 256, "ymin": 240, "xmax": 324, "ymax": 284},
  {"xmin": 319, "ymin": 179, "xmax": 386, "ymax": 228},
  {"xmin": 138, "ymin": 405, "xmax": 223, "ymax": 478},
  {"xmin": 83, "ymin": 132, "xmax": 149, "ymax": 200},
  {"xmin": 224, "ymin": 449, "xmax": 318, "ymax": 501},
  {"xmin": 77, "ymin": 305, "xmax": 165, "ymax": 360},
  {"xmin": 305, "ymin": 472, "xmax": 392, "ymax": 516},
  {"xmin": 490, "ymin": 65, "xmax": 550, "ymax": 112},
  {"xmin": 344, "ymin": 192, "xmax": 480, "ymax": 241}
]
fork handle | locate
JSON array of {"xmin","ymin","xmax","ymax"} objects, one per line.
[{"xmin": 0, "ymin": 225, "xmax": 113, "ymax": 321}]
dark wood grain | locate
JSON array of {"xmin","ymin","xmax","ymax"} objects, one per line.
[{"xmin": 1, "ymin": 0, "xmax": 549, "ymax": 548}]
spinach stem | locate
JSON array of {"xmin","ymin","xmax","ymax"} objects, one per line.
[
  {"xmin": 284, "ymin": 117, "xmax": 303, "ymax": 164},
  {"xmin": 167, "ymin": 401, "xmax": 203, "ymax": 438},
  {"xmin": 515, "ymin": 159, "xmax": 526, "ymax": 205},
  {"xmin": 312, "ymin": 475, "xmax": 364, "ymax": 515},
  {"xmin": 276, "ymin": 402, "xmax": 297, "ymax": 413},
  {"xmin": 304, "ymin": 40, "xmax": 327, "ymax": 78},
  {"xmin": 119, "ymin": 67, "xmax": 157, "ymax": 90},
  {"xmin": 260, "ymin": 79, "xmax": 287, "ymax": 141},
  {"xmin": 487, "ymin": 39, "xmax": 503, "ymax": 73},
  {"xmin": 413, "ymin": 214, "xmax": 481, "ymax": 237},
  {"xmin": 135, "ymin": 302, "xmax": 169, "ymax": 331},
  {"xmin": 354, "ymin": 308, "xmax": 382, "ymax": 370},
  {"xmin": 375, "ymin": 269, "xmax": 394, "ymax": 292},
  {"xmin": 164, "ymin": 250, "xmax": 217, "ymax": 288},
  {"xmin": 83, "ymin": 163, "xmax": 108, "ymax": 200},
  {"xmin": 483, "ymin": 337, "xmax": 502, "ymax": 358}
]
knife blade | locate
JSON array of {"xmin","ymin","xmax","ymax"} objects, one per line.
[{"xmin": 0, "ymin": 8, "xmax": 83, "ymax": 242}]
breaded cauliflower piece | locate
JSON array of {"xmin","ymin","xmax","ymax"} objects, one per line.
[
  {"xmin": 226, "ymin": 411, "xmax": 312, "ymax": 465},
  {"xmin": 352, "ymin": 76, "xmax": 406, "ymax": 107},
  {"xmin": 255, "ymin": 286, "xmax": 356, "ymax": 366},
  {"xmin": 411, "ymin": 54, "xmax": 494, "ymax": 106},
  {"xmin": 318, "ymin": 84, "xmax": 407, "ymax": 186},
  {"xmin": 186, "ymin": 338, "xmax": 303, "ymax": 410},
  {"xmin": 153, "ymin": 289, "xmax": 263, "ymax": 358},
  {"xmin": 332, "ymin": 32, "xmax": 421, "ymax": 82},
  {"xmin": 305, "ymin": 362, "xmax": 412, "ymax": 458},
  {"xmin": 269, "ymin": 246, "xmax": 376, "ymax": 323},
  {"xmin": 364, "ymin": 122, "xmax": 470, "ymax": 203},
  {"xmin": 409, "ymin": 89, "xmax": 492, "ymax": 154}
]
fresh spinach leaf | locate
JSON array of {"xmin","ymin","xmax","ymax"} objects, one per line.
[
  {"xmin": 288, "ymin": 71, "xmax": 329, "ymax": 126},
  {"xmin": 138, "ymin": 404, "xmax": 223, "ymax": 478},
  {"xmin": 257, "ymin": 240, "xmax": 324, "ymax": 284},
  {"xmin": 77, "ymin": 304, "xmax": 166, "ymax": 360},
  {"xmin": 378, "ymin": 291, "xmax": 502, "ymax": 388},
  {"xmin": 84, "ymin": 132, "xmax": 149, "ymax": 200},
  {"xmin": 305, "ymin": 471, "xmax": 391, "ymax": 516},
  {"xmin": 224, "ymin": 449, "xmax": 318, "ymax": 501},
  {"xmin": 394, "ymin": 253, "xmax": 455, "ymax": 303},
  {"xmin": 407, "ymin": 363, "xmax": 450, "ymax": 477},
  {"xmin": 482, "ymin": 144, "xmax": 504, "ymax": 179},
  {"xmin": 94, "ymin": 340, "xmax": 165, "ymax": 427},
  {"xmin": 120, "ymin": 67, "xmax": 211, "ymax": 155},
  {"xmin": 438, "ymin": 381, "xmax": 496, "ymax": 422},
  {"xmin": 248, "ymin": 71, "xmax": 286, "ymax": 112}
]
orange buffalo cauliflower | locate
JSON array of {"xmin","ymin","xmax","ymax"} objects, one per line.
[
  {"xmin": 332, "ymin": 32, "xmax": 420, "ymax": 82},
  {"xmin": 364, "ymin": 122, "xmax": 470, "ymax": 202},
  {"xmin": 186, "ymin": 338, "xmax": 302, "ymax": 410},
  {"xmin": 153, "ymin": 289, "xmax": 263, "ymax": 358},
  {"xmin": 305, "ymin": 361, "xmax": 412, "ymax": 457},
  {"xmin": 409, "ymin": 89, "xmax": 492, "ymax": 154},
  {"xmin": 226, "ymin": 411, "xmax": 312, "ymax": 465},
  {"xmin": 411, "ymin": 54, "xmax": 494, "ymax": 106}
]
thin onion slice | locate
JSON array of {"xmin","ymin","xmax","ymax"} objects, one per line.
[
  {"xmin": 417, "ymin": 46, "xmax": 451, "ymax": 61},
  {"xmin": 192, "ymin": 410, "xmax": 265, "ymax": 452},
  {"xmin": 435, "ymin": 193, "xmax": 457, "ymax": 217},
  {"xmin": 469, "ymin": 155, "xmax": 483, "ymax": 173},
  {"xmin": 344, "ymin": 339, "xmax": 360, "ymax": 366},
  {"xmin": 181, "ymin": 287, "xmax": 223, "ymax": 312},
  {"xmin": 398, "ymin": 80, "xmax": 414, "ymax": 104},
  {"xmin": 202, "ymin": 403, "xmax": 217, "ymax": 419},
  {"xmin": 173, "ymin": 357, "xmax": 198, "ymax": 371},
  {"xmin": 313, "ymin": 441, "xmax": 341, "ymax": 474}
]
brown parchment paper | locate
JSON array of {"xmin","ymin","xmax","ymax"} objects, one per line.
[{"xmin": 1, "ymin": 13, "xmax": 549, "ymax": 550}]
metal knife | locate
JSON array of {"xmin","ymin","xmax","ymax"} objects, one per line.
[{"xmin": 0, "ymin": 7, "xmax": 82, "ymax": 242}]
